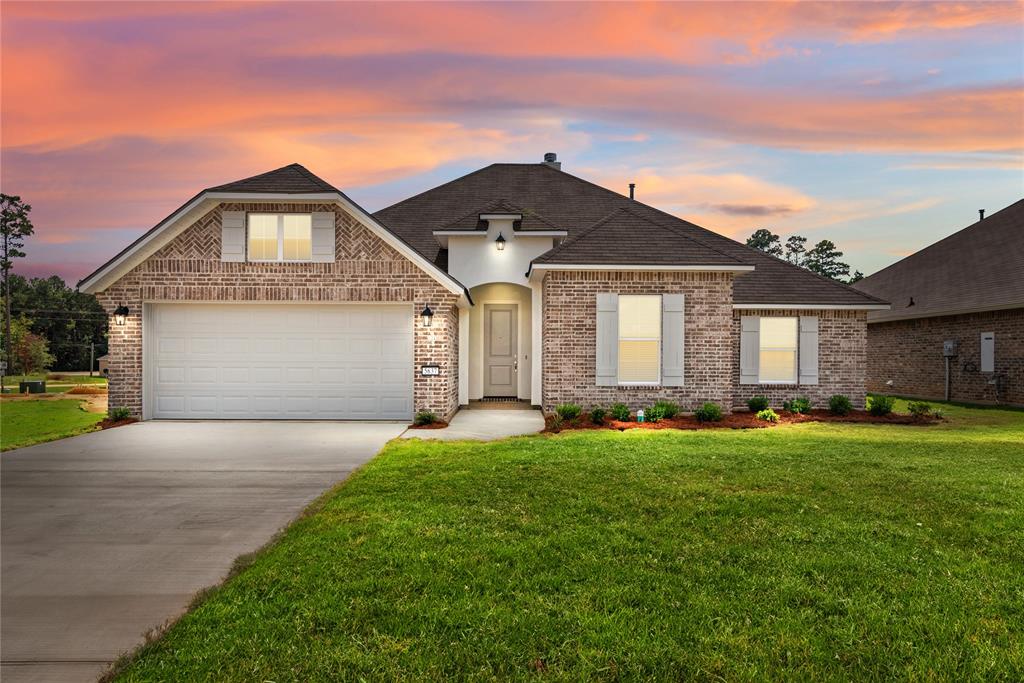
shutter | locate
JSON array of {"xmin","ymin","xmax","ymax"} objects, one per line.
[
  {"xmin": 595, "ymin": 293, "xmax": 618, "ymax": 386},
  {"xmin": 799, "ymin": 316, "xmax": 819, "ymax": 385},
  {"xmin": 661, "ymin": 294, "xmax": 684, "ymax": 386},
  {"xmin": 739, "ymin": 316, "xmax": 760, "ymax": 384},
  {"xmin": 221, "ymin": 211, "xmax": 245, "ymax": 262},
  {"xmin": 311, "ymin": 211, "xmax": 336, "ymax": 262}
]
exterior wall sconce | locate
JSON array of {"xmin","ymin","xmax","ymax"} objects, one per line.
[
  {"xmin": 495, "ymin": 233, "xmax": 506, "ymax": 251},
  {"xmin": 420, "ymin": 305, "xmax": 434, "ymax": 327},
  {"xmin": 113, "ymin": 305, "xmax": 129, "ymax": 326}
]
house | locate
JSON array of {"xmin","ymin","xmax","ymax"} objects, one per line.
[
  {"xmin": 96, "ymin": 354, "xmax": 110, "ymax": 376},
  {"xmin": 79, "ymin": 156, "xmax": 888, "ymax": 421},
  {"xmin": 855, "ymin": 200, "xmax": 1024, "ymax": 406}
]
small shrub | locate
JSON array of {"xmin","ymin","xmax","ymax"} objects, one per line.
[
  {"xmin": 828, "ymin": 394, "xmax": 852, "ymax": 416},
  {"xmin": 645, "ymin": 405, "xmax": 666, "ymax": 423},
  {"xmin": 932, "ymin": 408, "xmax": 945, "ymax": 420},
  {"xmin": 610, "ymin": 403, "xmax": 631, "ymax": 421},
  {"xmin": 549, "ymin": 413, "xmax": 564, "ymax": 431},
  {"xmin": 652, "ymin": 400, "xmax": 679, "ymax": 419},
  {"xmin": 413, "ymin": 410, "xmax": 438, "ymax": 426},
  {"xmin": 907, "ymin": 401, "xmax": 932, "ymax": 418},
  {"xmin": 589, "ymin": 407, "xmax": 607, "ymax": 424},
  {"xmin": 868, "ymin": 394, "xmax": 895, "ymax": 416},
  {"xmin": 694, "ymin": 402, "xmax": 723, "ymax": 423},
  {"xmin": 756, "ymin": 408, "xmax": 779, "ymax": 423},
  {"xmin": 109, "ymin": 406, "xmax": 132, "ymax": 421},
  {"xmin": 555, "ymin": 403, "xmax": 582, "ymax": 421},
  {"xmin": 747, "ymin": 395, "xmax": 770, "ymax": 412},
  {"xmin": 783, "ymin": 396, "xmax": 811, "ymax": 414}
]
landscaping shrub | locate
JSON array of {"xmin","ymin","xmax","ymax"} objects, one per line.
[
  {"xmin": 868, "ymin": 395, "xmax": 895, "ymax": 416},
  {"xmin": 747, "ymin": 395, "xmax": 770, "ymax": 412},
  {"xmin": 756, "ymin": 408, "xmax": 779, "ymax": 423},
  {"xmin": 694, "ymin": 402, "xmax": 723, "ymax": 423},
  {"xmin": 644, "ymin": 405, "xmax": 666, "ymax": 423},
  {"xmin": 652, "ymin": 400, "xmax": 679, "ymax": 419},
  {"xmin": 783, "ymin": 396, "xmax": 811, "ymax": 414},
  {"xmin": 589, "ymin": 407, "xmax": 607, "ymax": 425},
  {"xmin": 611, "ymin": 403, "xmax": 631, "ymax": 421},
  {"xmin": 828, "ymin": 394, "xmax": 852, "ymax": 415},
  {"xmin": 413, "ymin": 410, "xmax": 438, "ymax": 426},
  {"xmin": 109, "ymin": 406, "xmax": 132, "ymax": 421},
  {"xmin": 907, "ymin": 401, "xmax": 933, "ymax": 419},
  {"xmin": 555, "ymin": 403, "xmax": 582, "ymax": 422},
  {"xmin": 549, "ymin": 413, "xmax": 564, "ymax": 431}
]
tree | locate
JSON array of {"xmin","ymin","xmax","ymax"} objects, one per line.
[
  {"xmin": 848, "ymin": 270, "xmax": 864, "ymax": 284},
  {"xmin": 9, "ymin": 317, "xmax": 54, "ymax": 375},
  {"xmin": 784, "ymin": 235, "xmax": 807, "ymax": 266},
  {"xmin": 746, "ymin": 228, "xmax": 783, "ymax": 257},
  {"xmin": 1, "ymin": 194, "xmax": 34, "ymax": 374},
  {"xmin": 804, "ymin": 240, "xmax": 851, "ymax": 280}
]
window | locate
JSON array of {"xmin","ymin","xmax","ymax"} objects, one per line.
[
  {"xmin": 618, "ymin": 295, "xmax": 661, "ymax": 384},
  {"xmin": 759, "ymin": 317, "xmax": 798, "ymax": 383},
  {"xmin": 247, "ymin": 214, "xmax": 312, "ymax": 261}
]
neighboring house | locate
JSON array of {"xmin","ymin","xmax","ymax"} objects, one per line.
[
  {"xmin": 79, "ymin": 156, "xmax": 887, "ymax": 421},
  {"xmin": 96, "ymin": 354, "xmax": 110, "ymax": 376},
  {"xmin": 856, "ymin": 200, "xmax": 1024, "ymax": 406}
]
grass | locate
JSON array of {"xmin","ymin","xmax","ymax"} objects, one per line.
[
  {"xmin": 1, "ymin": 398, "xmax": 105, "ymax": 450},
  {"xmin": 113, "ymin": 400, "xmax": 1023, "ymax": 681},
  {"xmin": 1, "ymin": 374, "xmax": 107, "ymax": 394}
]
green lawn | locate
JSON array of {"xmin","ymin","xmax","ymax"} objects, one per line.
[
  {"xmin": 1, "ymin": 399, "xmax": 105, "ymax": 451},
  {"xmin": 114, "ymin": 401, "xmax": 1023, "ymax": 681},
  {"xmin": 2, "ymin": 374, "xmax": 108, "ymax": 394}
]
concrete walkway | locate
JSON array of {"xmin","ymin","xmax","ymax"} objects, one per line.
[
  {"xmin": 1, "ymin": 421, "xmax": 404, "ymax": 683},
  {"xmin": 402, "ymin": 408, "xmax": 545, "ymax": 441}
]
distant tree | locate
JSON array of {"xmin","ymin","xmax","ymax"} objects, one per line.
[
  {"xmin": 1, "ymin": 194, "xmax": 34, "ymax": 373},
  {"xmin": 848, "ymin": 270, "xmax": 864, "ymax": 284},
  {"xmin": 784, "ymin": 235, "xmax": 807, "ymax": 266},
  {"xmin": 9, "ymin": 317, "xmax": 54, "ymax": 375},
  {"xmin": 745, "ymin": 229, "xmax": 783, "ymax": 257},
  {"xmin": 805, "ymin": 240, "xmax": 850, "ymax": 280}
]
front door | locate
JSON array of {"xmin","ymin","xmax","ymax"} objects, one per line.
[{"xmin": 484, "ymin": 304, "xmax": 517, "ymax": 397}]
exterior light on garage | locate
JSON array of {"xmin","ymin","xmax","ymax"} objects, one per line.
[
  {"xmin": 495, "ymin": 232, "xmax": 506, "ymax": 251},
  {"xmin": 113, "ymin": 305, "xmax": 129, "ymax": 326},
  {"xmin": 420, "ymin": 305, "xmax": 434, "ymax": 327}
]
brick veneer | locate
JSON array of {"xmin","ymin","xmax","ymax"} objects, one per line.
[
  {"xmin": 541, "ymin": 271, "xmax": 736, "ymax": 411},
  {"xmin": 730, "ymin": 309, "xmax": 868, "ymax": 410},
  {"xmin": 866, "ymin": 308, "xmax": 1024, "ymax": 406},
  {"xmin": 95, "ymin": 202, "xmax": 459, "ymax": 420}
]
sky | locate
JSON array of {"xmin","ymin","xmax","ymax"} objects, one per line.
[{"xmin": 2, "ymin": 1, "xmax": 1022, "ymax": 284}]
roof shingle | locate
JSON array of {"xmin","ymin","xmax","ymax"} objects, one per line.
[{"xmin": 206, "ymin": 163, "xmax": 337, "ymax": 194}]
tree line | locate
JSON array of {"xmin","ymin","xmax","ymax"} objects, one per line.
[{"xmin": 745, "ymin": 228, "xmax": 863, "ymax": 284}]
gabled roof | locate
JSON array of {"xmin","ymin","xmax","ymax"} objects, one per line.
[
  {"xmin": 206, "ymin": 163, "xmax": 338, "ymax": 194},
  {"xmin": 375, "ymin": 163, "xmax": 887, "ymax": 307},
  {"xmin": 439, "ymin": 199, "xmax": 563, "ymax": 232},
  {"xmin": 856, "ymin": 199, "xmax": 1024, "ymax": 322},
  {"xmin": 532, "ymin": 208, "xmax": 746, "ymax": 268}
]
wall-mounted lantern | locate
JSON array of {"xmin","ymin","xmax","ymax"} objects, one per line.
[
  {"xmin": 420, "ymin": 305, "xmax": 434, "ymax": 327},
  {"xmin": 113, "ymin": 305, "xmax": 129, "ymax": 326},
  {"xmin": 495, "ymin": 233, "xmax": 506, "ymax": 251}
]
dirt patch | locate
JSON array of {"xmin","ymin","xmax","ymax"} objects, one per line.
[
  {"xmin": 408, "ymin": 421, "xmax": 450, "ymax": 430},
  {"xmin": 544, "ymin": 409, "xmax": 941, "ymax": 433},
  {"xmin": 66, "ymin": 385, "xmax": 108, "ymax": 395}
]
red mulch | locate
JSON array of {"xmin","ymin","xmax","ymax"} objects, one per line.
[
  {"xmin": 408, "ymin": 421, "xmax": 450, "ymax": 430},
  {"xmin": 544, "ymin": 409, "xmax": 940, "ymax": 433},
  {"xmin": 97, "ymin": 417, "xmax": 138, "ymax": 430}
]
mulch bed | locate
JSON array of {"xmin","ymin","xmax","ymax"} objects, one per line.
[
  {"xmin": 407, "ymin": 421, "xmax": 450, "ymax": 430},
  {"xmin": 545, "ymin": 409, "xmax": 941, "ymax": 433},
  {"xmin": 97, "ymin": 417, "xmax": 138, "ymax": 430},
  {"xmin": 66, "ymin": 385, "xmax": 109, "ymax": 395}
]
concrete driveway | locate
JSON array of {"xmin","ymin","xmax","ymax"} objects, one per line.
[{"xmin": 1, "ymin": 421, "xmax": 405, "ymax": 683}]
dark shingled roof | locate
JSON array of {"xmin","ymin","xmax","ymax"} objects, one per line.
[
  {"xmin": 856, "ymin": 199, "xmax": 1024, "ymax": 322},
  {"xmin": 375, "ymin": 163, "xmax": 886, "ymax": 306},
  {"xmin": 533, "ymin": 208, "xmax": 744, "ymax": 267},
  {"xmin": 440, "ymin": 199, "xmax": 563, "ymax": 232},
  {"xmin": 207, "ymin": 163, "xmax": 337, "ymax": 194}
]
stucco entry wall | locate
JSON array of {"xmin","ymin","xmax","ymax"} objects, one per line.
[
  {"xmin": 95, "ymin": 202, "xmax": 459, "ymax": 420},
  {"xmin": 541, "ymin": 270, "xmax": 735, "ymax": 412},
  {"xmin": 731, "ymin": 309, "xmax": 867, "ymax": 409}
]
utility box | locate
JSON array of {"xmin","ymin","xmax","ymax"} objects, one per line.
[
  {"xmin": 942, "ymin": 340, "xmax": 958, "ymax": 357},
  {"xmin": 980, "ymin": 332, "xmax": 995, "ymax": 372}
]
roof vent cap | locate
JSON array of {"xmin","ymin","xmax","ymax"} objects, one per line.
[{"xmin": 542, "ymin": 152, "xmax": 561, "ymax": 170}]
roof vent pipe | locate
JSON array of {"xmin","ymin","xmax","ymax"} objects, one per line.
[
  {"xmin": 979, "ymin": 209, "xmax": 985, "ymax": 221},
  {"xmin": 542, "ymin": 152, "xmax": 561, "ymax": 170},
  {"xmin": 629, "ymin": 183, "xmax": 635, "ymax": 200}
]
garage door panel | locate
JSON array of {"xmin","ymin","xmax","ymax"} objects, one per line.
[{"xmin": 149, "ymin": 304, "xmax": 412, "ymax": 420}]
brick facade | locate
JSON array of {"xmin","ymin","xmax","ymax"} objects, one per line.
[
  {"xmin": 731, "ymin": 309, "xmax": 868, "ymax": 410},
  {"xmin": 541, "ymin": 271, "xmax": 736, "ymax": 412},
  {"xmin": 866, "ymin": 308, "xmax": 1024, "ymax": 406},
  {"xmin": 95, "ymin": 202, "xmax": 460, "ymax": 420}
]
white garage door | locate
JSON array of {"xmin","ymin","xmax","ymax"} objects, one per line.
[{"xmin": 146, "ymin": 303, "xmax": 413, "ymax": 420}]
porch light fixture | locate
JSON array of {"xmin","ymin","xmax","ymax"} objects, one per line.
[
  {"xmin": 495, "ymin": 232, "xmax": 506, "ymax": 251},
  {"xmin": 113, "ymin": 305, "xmax": 129, "ymax": 326},
  {"xmin": 420, "ymin": 305, "xmax": 434, "ymax": 327}
]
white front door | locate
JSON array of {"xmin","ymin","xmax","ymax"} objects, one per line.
[{"xmin": 146, "ymin": 303, "xmax": 412, "ymax": 420}]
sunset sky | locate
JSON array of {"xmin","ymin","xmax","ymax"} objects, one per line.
[{"xmin": 2, "ymin": 1, "xmax": 1022, "ymax": 283}]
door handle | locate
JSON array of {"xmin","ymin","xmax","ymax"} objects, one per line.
[{"xmin": 514, "ymin": 355, "xmax": 518, "ymax": 372}]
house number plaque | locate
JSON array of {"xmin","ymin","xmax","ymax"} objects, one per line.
[{"xmin": 420, "ymin": 364, "xmax": 441, "ymax": 376}]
